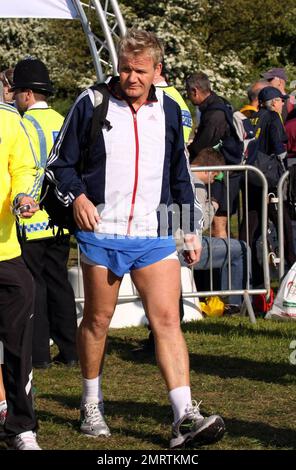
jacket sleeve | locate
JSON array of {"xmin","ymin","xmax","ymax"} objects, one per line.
[
  {"xmin": 194, "ymin": 182, "xmax": 216, "ymax": 231},
  {"xmin": 170, "ymin": 104, "xmax": 204, "ymax": 238},
  {"xmin": 46, "ymin": 90, "xmax": 94, "ymax": 205},
  {"xmin": 188, "ymin": 110, "xmax": 228, "ymax": 161},
  {"xmin": 10, "ymin": 118, "xmax": 39, "ymax": 204},
  {"xmin": 269, "ymin": 113, "xmax": 287, "ymax": 156}
]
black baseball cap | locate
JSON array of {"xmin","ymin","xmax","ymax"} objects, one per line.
[{"xmin": 258, "ymin": 86, "xmax": 289, "ymax": 103}]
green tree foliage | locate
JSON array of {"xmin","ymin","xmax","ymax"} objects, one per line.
[
  {"xmin": 120, "ymin": 0, "xmax": 248, "ymax": 96},
  {"xmin": 204, "ymin": 0, "xmax": 296, "ymax": 65},
  {"xmin": 121, "ymin": 0, "xmax": 296, "ymax": 95}
]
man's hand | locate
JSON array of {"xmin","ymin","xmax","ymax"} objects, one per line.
[
  {"xmin": 212, "ymin": 200, "xmax": 219, "ymax": 212},
  {"xmin": 182, "ymin": 233, "xmax": 202, "ymax": 266},
  {"xmin": 16, "ymin": 196, "xmax": 39, "ymax": 219},
  {"xmin": 73, "ymin": 193, "xmax": 100, "ymax": 231}
]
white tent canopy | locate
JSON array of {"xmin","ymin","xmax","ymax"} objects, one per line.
[{"xmin": 0, "ymin": 0, "xmax": 78, "ymax": 19}]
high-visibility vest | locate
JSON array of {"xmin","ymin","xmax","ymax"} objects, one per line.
[
  {"xmin": 20, "ymin": 107, "xmax": 65, "ymax": 241},
  {"xmin": 157, "ymin": 85, "xmax": 193, "ymax": 143},
  {"xmin": 0, "ymin": 103, "xmax": 39, "ymax": 261}
]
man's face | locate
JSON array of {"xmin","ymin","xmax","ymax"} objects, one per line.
[
  {"xmin": 118, "ymin": 52, "xmax": 161, "ymax": 107},
  {"xmin": 267, "ymin": 77, "xmax": 286, "ymax": 92},
  {"xmin": 187, "ymin": 87, "xmax": 202, "ymax": 106},
  {"xmin": 252, "ymin": 82, "xmax": 267, "ymax": 97},
  {"xmin": 192, "ymin": 169, "xmax": 218, "ymax": 184},
  {"xmin": 272, "ymin": 97, "xmax": 284, "ymax": 114},
  {"xmin": 3, "ymin": 85, "xmax": 14, "ymax": 104},
  {"xmin": 251, "ymin": 82, "xmax": 268, "ymax": 109},
  {"xmin": 14, "ymin": 89, "xmax": 30, "ymax": 113}
]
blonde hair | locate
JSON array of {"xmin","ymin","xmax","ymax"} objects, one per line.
[{"xmin": 118, "ymin": 29, "xmax": 164, "ymax": 66}]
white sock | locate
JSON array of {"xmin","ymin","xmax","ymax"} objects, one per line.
[
  {"xmin": 81, "ymin": 377, "xmax": 99, "ymax": 405},
  {"xmin": 0, "ymin": 400, "xmax": 7, "ymax": 411},
  {"xmin": 169, "ymin": 386, "xmax": 192, "ymax": 424},
  {"xmin": 98, "ymin": 374, "xmax": 103, "ymax": 403}
]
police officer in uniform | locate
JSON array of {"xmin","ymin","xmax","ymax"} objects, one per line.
[
  {"xmin": 154, "ymin": 62, "xmax": 193, "ymax": 144},
  {"xmin": 0, "ymin": 100, "xmax": 41, "ymax": 449},
  {"xmin": 11, "ymin": 58, "xmax": 78, "ymax": 368}
]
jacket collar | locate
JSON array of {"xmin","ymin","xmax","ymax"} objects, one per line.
[
  {"xmin": 27, "ymin": 101, "xmax": 49, "ymax": 110},
  {"xmin": 198, "ymin": 92, "xmax": 219, "ymax": 112}
]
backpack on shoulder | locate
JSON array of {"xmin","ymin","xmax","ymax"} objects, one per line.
[
  {"xmin": 206, "ymin": 101, "xmax": 258, "ymax": 165},
  {"xmin": 246, "ymin": 112, "xmax": 286, "ymax": 189},
  {"xmin": 249, "ymin": 149, "xmax": 286, "ymax": 189},
  {"xmin": 232, "ymin": 110, "xmax": 257, "ymax": 163},
  {"xmin": 40, "ymin": 83, "xmax": 110, "ymax": 234},
  {"xmin": 207, "ymin": 101, "xmax": 244, "ymax": 165},
  {"xmin": 208, "ymin": 102, "xmax": 285, "ymax": 188}
]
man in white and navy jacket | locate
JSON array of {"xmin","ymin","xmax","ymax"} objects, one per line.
[{"xmin": 47, "ymin": 29, "xmax": 225, "ymax": 449}]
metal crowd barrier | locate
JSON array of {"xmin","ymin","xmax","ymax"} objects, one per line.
[
  {"xmin": 184, "ymin": 165, "xmax": 270, "ymax": 324},
  {"xmin": 70, "ymin": 165, "xmax": 271, "ymax": 325}
]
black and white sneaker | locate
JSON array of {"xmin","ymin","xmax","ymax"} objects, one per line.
[
  {"xmin": 6, "ymin": 431, "xmax": 41, "ymax": 450},
  {"xmin": 170, "ymin": 400, "xmax": 225, "ymax": 449}
]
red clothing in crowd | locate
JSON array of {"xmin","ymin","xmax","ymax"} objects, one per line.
[{"xmin": 286, "ymin": 117, "xmax": 296, "ymax": 158}]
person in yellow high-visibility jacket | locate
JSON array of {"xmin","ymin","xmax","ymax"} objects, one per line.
[
  {"xmin": 12, "ymin": 58, "xmax": 78, "ymax": 369},
  {"xmin": 0, "ymin": 101, "xmax": 41, "ymax": 449},
  {"xmin": 154, "ymin": 62, "xmax": 193, "ymax": 144}
]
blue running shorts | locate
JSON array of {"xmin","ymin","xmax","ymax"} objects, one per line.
[{"xmin": 75, "ymin": 232, "xmax": 178, "ymax": 277}]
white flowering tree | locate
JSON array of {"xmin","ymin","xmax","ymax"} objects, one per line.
[{"xmin": 0, "ymin": 17, "xmax": 96, "ymax": 100}]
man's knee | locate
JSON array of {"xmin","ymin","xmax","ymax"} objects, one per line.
[
  {"xmin": 152, "ymin": 308, "xmax": 181, "ymax": 332},
  {"xmin": 83, "ymin": 308, "xmax": 114, "ymax": 334}
]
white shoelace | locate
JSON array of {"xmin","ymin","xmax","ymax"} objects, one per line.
[
  {"xmin": 184, "ymin": 400, "xmax": 203, "ymax": 420},
  {"xmin": 84, "ymin": 402, "xmax": 104, "ymax": 425}
]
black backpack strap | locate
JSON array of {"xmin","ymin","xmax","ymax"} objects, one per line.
[
  {"xmin": 41, "ymin": 84, "xmax": 110, "ymax": 234},
  {"xmin": 90, "ymin": 83, "xmax": 111, "ymax": 146},
  {"xmin": 80, "ymin": 83, "xmax": 110, "ymax": 173}
]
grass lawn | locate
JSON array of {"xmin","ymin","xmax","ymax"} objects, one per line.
[{"xmin": 2, "ymin": 316, "xmax": 296, "ymax": 451}]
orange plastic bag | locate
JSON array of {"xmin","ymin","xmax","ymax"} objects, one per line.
[{"xmin": 200, "ymin": 296, "xmax": 225, "ymax": 317}]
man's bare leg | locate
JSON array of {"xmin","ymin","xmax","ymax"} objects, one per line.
[
  {"xmin": 0, "ymin": 368, "xmax": 6, "ymax": 401},
  {"xmin": 0, "ymin": 367, "xmax": 7, "ymax": 425},
  {"xmin": 131, "ymin": 258, "xmax": 225, "ymax": 448},
  {"xmin": 212, "ymin": 215, "xmax": 227, "ymax": 238},
  {"xmin": 78, "ymin": 264, "xmax": 121, "ymax": 437},
  {"xmin": 131, "ymin": 258, "xmax": 189, "ymax": 390},
  {"xmin": 78, "ymin": 264, "xmax": 122, "ymax": 379}
]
